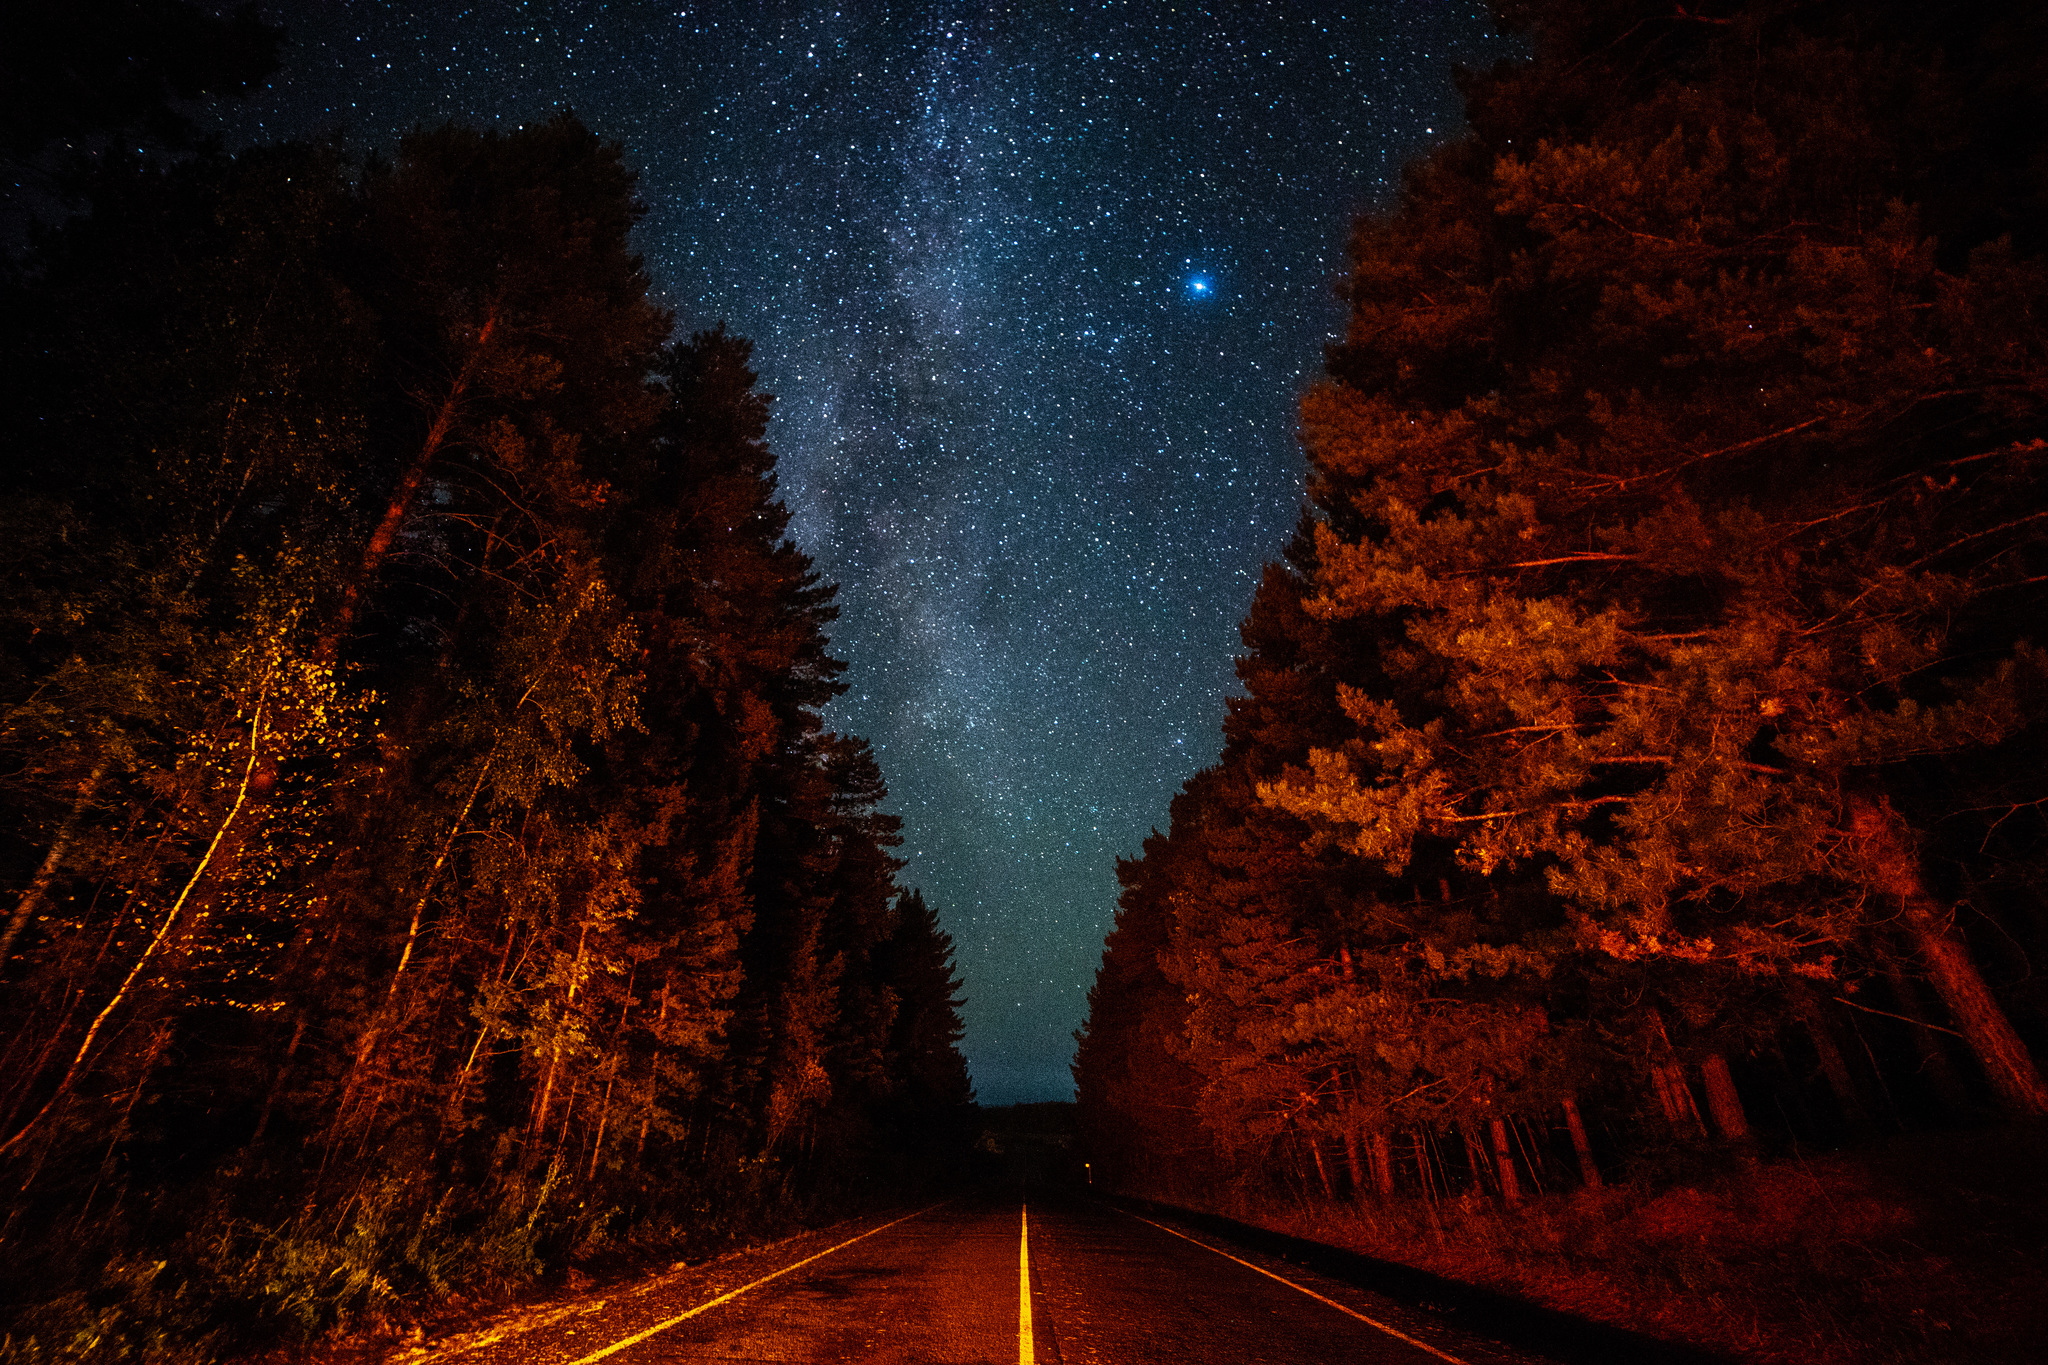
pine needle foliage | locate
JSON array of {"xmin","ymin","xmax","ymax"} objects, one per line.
[{"xmin": 1077, "ymin": 0, "xmax": 2048, "ymax": 1228}]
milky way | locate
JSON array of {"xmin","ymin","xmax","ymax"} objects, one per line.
[{"xmin": 210, "ymin": 1, "xmax": 1515, "ymax": 1104}]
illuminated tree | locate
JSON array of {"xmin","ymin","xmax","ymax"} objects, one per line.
[
  {"xmin": 1079, "ymin": 1, "xmax": 2048, "ymax": 1215},
  {"xmin": 1264, "ymin": 0, "xmax": 2048, "ymax": 1115}
]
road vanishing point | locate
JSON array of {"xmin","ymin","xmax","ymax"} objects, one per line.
[{"xmin": 430, "ymin": 1188, "xmax": 1566, "ymax": 1364}]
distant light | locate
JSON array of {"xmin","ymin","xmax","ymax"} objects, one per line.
[{"xmin": 1187, "ymin": 275, "xmax": 1213, "ymax": 298}]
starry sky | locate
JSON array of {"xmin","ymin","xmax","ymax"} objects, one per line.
[{"xmin": 207, "ymin": 1, "xmax": 1516, "ymax": 1105}]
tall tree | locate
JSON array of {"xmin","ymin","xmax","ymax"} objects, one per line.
[
  {"xmin": 1079, "ymin": 0, "xmax": 2048, "ymax": 1213},
  {"xmin": 1266, "ymin": 0, "xmax": 2048, "ymax": 1116},
  {"xmin": 881, "ymin": 889, "xmax": 974, "ymax": 1120}
]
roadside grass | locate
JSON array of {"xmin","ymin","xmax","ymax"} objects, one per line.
[
  {"xmin": 1131, "ymin": 1126, "xmax": 2048, "ymax": 1364},
  {"xmin": 0, "ymin": 1156, "xmax": 911, "ymax": 1364}
]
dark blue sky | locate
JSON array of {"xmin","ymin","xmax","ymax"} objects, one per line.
[{"xmin": 210, "ymin": 0, "xmax": 1515, "ymax": 1105}]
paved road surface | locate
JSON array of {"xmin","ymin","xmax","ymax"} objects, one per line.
[{"xmin": 435, "ymin": 1189, "xmax": 1560, "ymax": 1365}]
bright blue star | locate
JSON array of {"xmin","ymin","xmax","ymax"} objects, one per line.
[{"xmin": 1186, "ymin": 274, "xmax": 1213, "ymax": 298}]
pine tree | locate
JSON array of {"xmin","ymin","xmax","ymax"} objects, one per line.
[
  {"xmin": 1073, "ymin": 826, "xmax": 1209, "ymax": 1194},
  {"xmin": 1266, "ymin": 0, "xmax": 2047, "ymax": 1116},
  {"xmin": 1079, "ymin": 0, "xmax": 2048, "ymax": 1208},
  {"xmin": 881, "ymin": 889, "xmax": 973, "ymax": 1117}
]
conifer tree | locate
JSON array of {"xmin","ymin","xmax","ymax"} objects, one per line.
[
  {"xmin": 1265, "ymin": 0, "xmax": 2048, "ymax": 1116},
  {"xmin": 1079, "ymin": 0, "xmax": 2048, "ymax": 1208},
  {"xmin": 881, "ymin": 889, "xmax": 974, "ymax": 1118}
]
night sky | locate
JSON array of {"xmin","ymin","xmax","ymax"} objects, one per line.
[{"xmin": 206, "ymin": 1, "xmax": 1515, "ymax": 1105}]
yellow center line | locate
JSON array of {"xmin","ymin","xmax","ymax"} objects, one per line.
[
  {"xmin": 1018, "ymin": 1203, "xmax": 1035, "ymax": 1365},
  {"xmin": 566, "ymin": 1200, "xmax": 950, "ymax": 1364},
  {"xmin": 1119, "ymin": 1209, "xmax": 1468, "ymax": 1365}
]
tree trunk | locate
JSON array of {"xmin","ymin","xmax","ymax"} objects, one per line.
[
  {"xmin": 321, "ymin": 312, "xmax": 498, "ymax": 660},
  {"xmin": 531, "ymin": 920, "xmax": 594, "ymax": 1149},
  {"xmin": 75, "ymin": 1020, "xmax": 172, "ymax": 1228},
  {"xmin": 0, "ymin": 762, "xmax": 107, "ymax": 967},
  {"xmin": 336, "ymin": 754, "xmax": 495, "ymax": 1128},
  {"xmin": 1306, "ymin": 1132, "xmax": 1335, "ymax": 1199},
  {"xmin": 587, "ymin": 1076, "xmax": 616, "ymax": 1183},
  {"xmin": 1459, "ymin": 1119, "xmax": 1491, "ymax": 1195},
  {"xmin": 249, "ymin": 1013, "xmax": 307, "ymax": 1146},
  {"xmin": 1879, "ymin": 959, "xmax": 1974, "ymax": 1115},
  {"xmin": 1414, "ymin": 1130, "xmax": 1439, "ymax": 1203},
  {"xmin": 1849, "ymin": 794, "xmax": 2048, "ymax": 1118},
  {"xmin": 1787, "ymin": 979, "xmax": 1872, "ymax": 1134},
  {"xmin": 553, "ymin": 1074, "xmax": 584, "ymax": 1158},
  {"xmin": 1369, "ymin": 1128, "xmax": 1395, "ymax": 1198},
  {"xmin": 1651, "ymin": 1062, "xmax": 1704, "ymax": 1131},
  {"xmin": 387, "ymin": 758, "xmax": 492, "ymax": 988},
  {"xmin": 1561, "ymin": 1094, "xmax": 1601, "ymax": 1189},
  {"xmin": 1645, "ymin": 1007, "xmax": 1706, "ymax": 1134},
  {"xmin": 1341, "ymin": 1119, "xmax": 1367, "ymax": 1199},
  {"xmin": 1700, "ymin": 1054, "xmax": 1752, "ymax": 1147},
  {"xmin": 0, "ymin": 674, "xmax": 272, "ymax": 1159},
  {"xmin": 1511, "ymin": 1116, "xmax": 1547, "ymax": 1196},
  {"xmin": 1489, "ymin": 1117, "xmax": 1521, "ymax": 1203}
]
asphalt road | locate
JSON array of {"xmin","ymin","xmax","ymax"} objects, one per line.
[{"xmin": 432, "ymin": 1189, "xmax": 1562, "ymax": 1365}]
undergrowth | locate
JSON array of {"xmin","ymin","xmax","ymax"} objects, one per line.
[
  {"xmin": 1136, "ymin": 1126, "xmax": 2048, "ymax": 1364},
  {"xmin": 0, "ymin": 1156, "xmax": 843, "ymax": 1364}
]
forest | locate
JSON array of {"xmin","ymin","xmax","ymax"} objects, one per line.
[
  {"xmin": 0, "ymin": 12, "xmax": 972, "ymax": 1359},
  {"xmin": 1075, "ymin": 0, "xmax": 2048, "ymax": 1355}
]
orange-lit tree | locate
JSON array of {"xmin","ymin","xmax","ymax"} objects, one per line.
[
  {"xmin": 1265, "ymin": 0, "xmax": 2048, "ymax": 1117},
  {"xmin": 1077, "ymin": 0, "xmax": 2048, "ymax": 1214}
]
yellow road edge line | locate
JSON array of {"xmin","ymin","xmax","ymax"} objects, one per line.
[
  {"xmin": 1119, "ymin": 1209, "xmax": 1468, "ymax": 1365},
  {"xmin": 566, "ymin": 1200, "xmax": 951, "ymax": 1365},
  {"xmin": 1018, "ymin": 1203, "xmax": 1035, "ymax": 1365}
]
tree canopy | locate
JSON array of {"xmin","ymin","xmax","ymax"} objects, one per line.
[{"xmin": 1078, "ymin": 0, "xmax": 2048, "ymax": 1205}]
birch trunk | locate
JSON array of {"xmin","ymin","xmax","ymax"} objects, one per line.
[
  {"xmin": 1, "ymin": 675, "xmax": 272, "ymax": 1158},
  {"xmin": 587, "ymin": 1076, "xmax": 615, "ymax": 1182},
  {"xmin": 335, "ymin": 753, "xmax": 495, "ymax": 1131}
]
